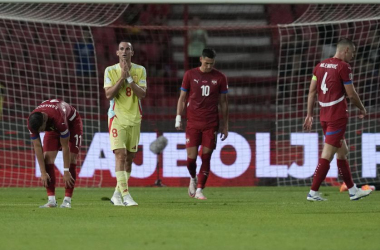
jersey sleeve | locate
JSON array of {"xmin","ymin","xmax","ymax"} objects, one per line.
[
  {"xmin": 220, "ymin": 74, "xmax": 228, "ymax": 94},
  {"xmin": 340, "ymin": 63, "xmax": 353, "ymax": 85},
  {"xmin": 104, "ymin": 67, "xmax": 114, "ymax": 88},
  {"xmin": 137, "ymin": 66, "xmax": 147, "ymax": 88},
  {"xmin": 180, "ymin": 71, "xmax": 190, "ymax": 92},
  {"xmin": 28, "ymin": 127, "xmax": 39, "ymax": 140}
]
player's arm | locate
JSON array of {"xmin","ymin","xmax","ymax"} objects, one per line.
[
  {"xmin": 344, "ymin": 83, "xmax": 366, "ymax": 119},
  {"xmin": 219, "ymin": 93, "xmax": 229, "ymax": 141},
  {"xmin": 129, "ymin": 82, "xmax": 146, "ymax": 99},
  {"xmin": 175, "ymin": 90, "xmax": 188, "ymax": 130},
  {"xmin": 60, "ymin": 136, "xmax": 75, "ymax": 188},
  {"xmin": 105, "ymin": 77, "xmax": 124, "ymax": 100},
  {"xmin": 32, "ymin": 137, "xmax": 51, "ymax": 187},
  {"xmin": 126, "ymin": 62, "xmax": 146, "ymax": 99},
  {"xmin": 303, "ymin": 78, "xmax": 317, "ymax": 131}
]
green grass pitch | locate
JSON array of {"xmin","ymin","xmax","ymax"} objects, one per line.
[{"xmin": 0, "ymin": 187, "xmax": 379, "ymax": 250}]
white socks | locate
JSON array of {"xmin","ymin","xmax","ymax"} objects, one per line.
[
  {"xmin": 348, "ymin": 184, "xmax": 358, "ymax": 195},
  {"xmin": 48, "ymin": 196, "xmax": 56, "ymax": 203},
  {"xmin": 309, "ymin": 190, "xmax": 317, "ymax": 196}
]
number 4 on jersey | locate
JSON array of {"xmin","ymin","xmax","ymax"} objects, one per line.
[{"xmin": 321, "ymin": 72, "xmax": 329, "ymax": 94}]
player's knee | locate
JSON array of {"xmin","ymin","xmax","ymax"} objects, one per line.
[
  {"xmin": 125, "ymin": 157, "xmax": 134, "ymax": 167},
  {"xmin": 186, "ymin": 149, "xmax": 198, "ymax": 159},
  {"xmin": 336, "ymin": 151, "xmax": 348, "ymax": 160},
  {"xmin": 115, "ymin": 150, "xmax": 127, "ymax": 161}
]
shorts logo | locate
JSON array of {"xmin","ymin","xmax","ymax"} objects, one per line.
[
  {"xmin": 131, "ymin": 145, "xmax": 137, "ymax": 150},
  {"xmin": 186, "ymin": 138, "xmax": 190, "ymax": 144}
]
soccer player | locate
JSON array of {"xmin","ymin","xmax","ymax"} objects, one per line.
[
  {"xmin": 28, "ymin": 99, "xmax": 83, "ymax": 208},
  {"xmin": 175, "ymin": 48, "xmax": 229, "ymax": 200},
  {"xmin": 303, "ymin": 38, "xmax": 372, "ymax": 201},
  {"xmin": 104, "ymin": 41, "xmax": 146, "ymax": 206}
]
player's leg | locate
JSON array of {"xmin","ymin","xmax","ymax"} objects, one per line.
[
  {"xmin": 195, "ymin": 127, "xmax": 217, "ymax": 200},
  {"xmin": 336, "ymin": 140, "xmax": 372, "ymax": 200},
  {"xmin": 122, "ymin": 151, "xmax": 138, "ymax": 206},
  {"xmin": 121, "ymin": 124, "xmax": 140, "ymax": 206},
  {"xmin": 307, "ymin": 121, "xmax": 340, "ymax": 201},
  {"xmin": 109, "ymin": 117, "xmax": 127, "ymax": 206},
  {"xmin": 61, "ymin": 116, "xmax": 83, "ymax": 208},
  {"xmin": 109, "ymin": 117, "xmax": 122, "ymax": 197},
  {"xmin": 336, "ymin": 140, "xmax": 354, "ymax": 189},
  {"xmin": 39, "ymin": 131, "xmax": 60, "ymax": 208},
  {"xmin": 186, "ymin": 127, "xmax": 201, "ymax": 197}
]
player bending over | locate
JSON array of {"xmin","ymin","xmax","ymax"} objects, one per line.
[{"xmin": 28, "ymin": 99, "xmax": 83, "ymax": 208}]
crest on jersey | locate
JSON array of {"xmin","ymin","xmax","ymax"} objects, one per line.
[{"xmin": 212, "ymin": 80, "xmax": 217, "ymax": 85}]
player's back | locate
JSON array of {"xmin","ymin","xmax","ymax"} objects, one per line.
[
  {"xmin": 33, "ymin": 99, "xmax": 76, "ymax": 121},
  {"xmin": 28, "ymin": 99, "xmax": 76, "ymax": 138},
  {"xmin": 313, "ymin": 57, "xmax": 351, "ymax": 122}
]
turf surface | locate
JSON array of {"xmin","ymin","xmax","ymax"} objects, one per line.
[{"xmin": 0, "ymin": 187, "xmax": 379, "ymax": 250}]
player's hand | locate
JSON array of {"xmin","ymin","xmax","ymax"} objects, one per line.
[
  {"xmin": 120, "ymin": 59, "xmax": 129, "ymax": 79},
  {"xmin": 358, "ymin": 108, "xmax": 367, "ymax": 119},
  {"xmin": 220, "ymin": 127, "xmax": 228, "ymax": 141},
  {"xmin": 175, "ymin": 115, "xmax": 182, "ymax": 130},
  {"xmin": 63, "ymin": 171, "xmax": 75, "ymax": 188},
  {"xmin": 40, "ymin": 173, "xmax": 51, "ymax": 187},
  {"xmin": 303, "ymin": 116, "xmax": 313, "ymax": 131}
]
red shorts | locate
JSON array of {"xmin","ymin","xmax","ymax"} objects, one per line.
[
  {"xmin": 43, "ymin": 115, "xmax": 83, "ymax": 154},
  {"xmin": 185, "ymin": 126, "xmax": 218, "ymax": 149},
  {"xmin": 320, "ymin": 117, "xmax": 347, "ymax": 148}
]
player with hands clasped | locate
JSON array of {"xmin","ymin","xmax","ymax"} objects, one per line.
[
  {"xmin": 303, "ymin": 38, "xmax": 372, "ymax": 201},
  {"xmin": 28, "ymin": 99, "xmax": 83, "ymax": 208},
  {"xmin": 104, "ymin": 41, "xmax": 147, "ymax": 206},
  {"xmin": 176, "ymin": 48, "xmax": 229, "ymax": 200}
]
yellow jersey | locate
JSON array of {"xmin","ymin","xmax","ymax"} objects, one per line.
[{"xmin": 104, "ymin": 63, "xmax": 147, "ymax": 126}]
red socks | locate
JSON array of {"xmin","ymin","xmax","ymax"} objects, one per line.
[
  {"xmin": 187, "ymin": 157, "xmax": 197, "ymax": 178},
  {"xmin": 65, "ymin": 163, "xmax": 77, "ymax": 197},
  {"xmin": 197, "ymin": 153, "xmax": 211, "ymax": 189},
  {"xmin": 337, "ymin": 159, "xmax": 354, "ymax": 189},
  {"xmin": 45, "ymin": 164, "xmax": 56, "ymax": 196},
  {"xmin": 311, "ymin": 158, "xmax": 330, "ymax": 191}
]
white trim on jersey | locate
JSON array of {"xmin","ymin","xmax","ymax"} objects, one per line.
[
  {"xmin": 69, "ymin": 109, "xmax": 76, "ymax": 121},
  {"xmin": 319, "ymin": 95, "xmax": 345, "ymax": 107}
]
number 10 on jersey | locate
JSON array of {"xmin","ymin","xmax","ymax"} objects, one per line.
[{"xmin": 201, "ymin": 85, "xmax": 210, "ymax": 96}]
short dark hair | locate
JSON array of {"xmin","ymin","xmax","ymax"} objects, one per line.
[
  {"xmin": 337, "ymin": 38, "xmax": 355, "ymax": 49},
  {"xmin": 202, "ymin": 48, "xmax": 216, "ymax": 59},
  {"xmin": 29, "ymin": 112, "xmax": 44, "ymax": 132},
  {"xmin": 118, "ymin": 40, "xmax": 133, "ymax": 51}
]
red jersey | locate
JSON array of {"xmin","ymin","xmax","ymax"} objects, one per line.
[
  {"xmin": 27, "ymin": 99, "xmax": 77, "ymax": 140},
  {"xmin": 313, "ymin": 57, "xmax": 352, "ymax": 122},
  {"xmin": 181, "ymin": 67, "xmax": 228, "ymax": 129}
]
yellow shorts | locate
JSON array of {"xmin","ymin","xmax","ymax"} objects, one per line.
[{"xmin": 108, "ymin": 116, "xmax": 140, "ymax": 152}]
